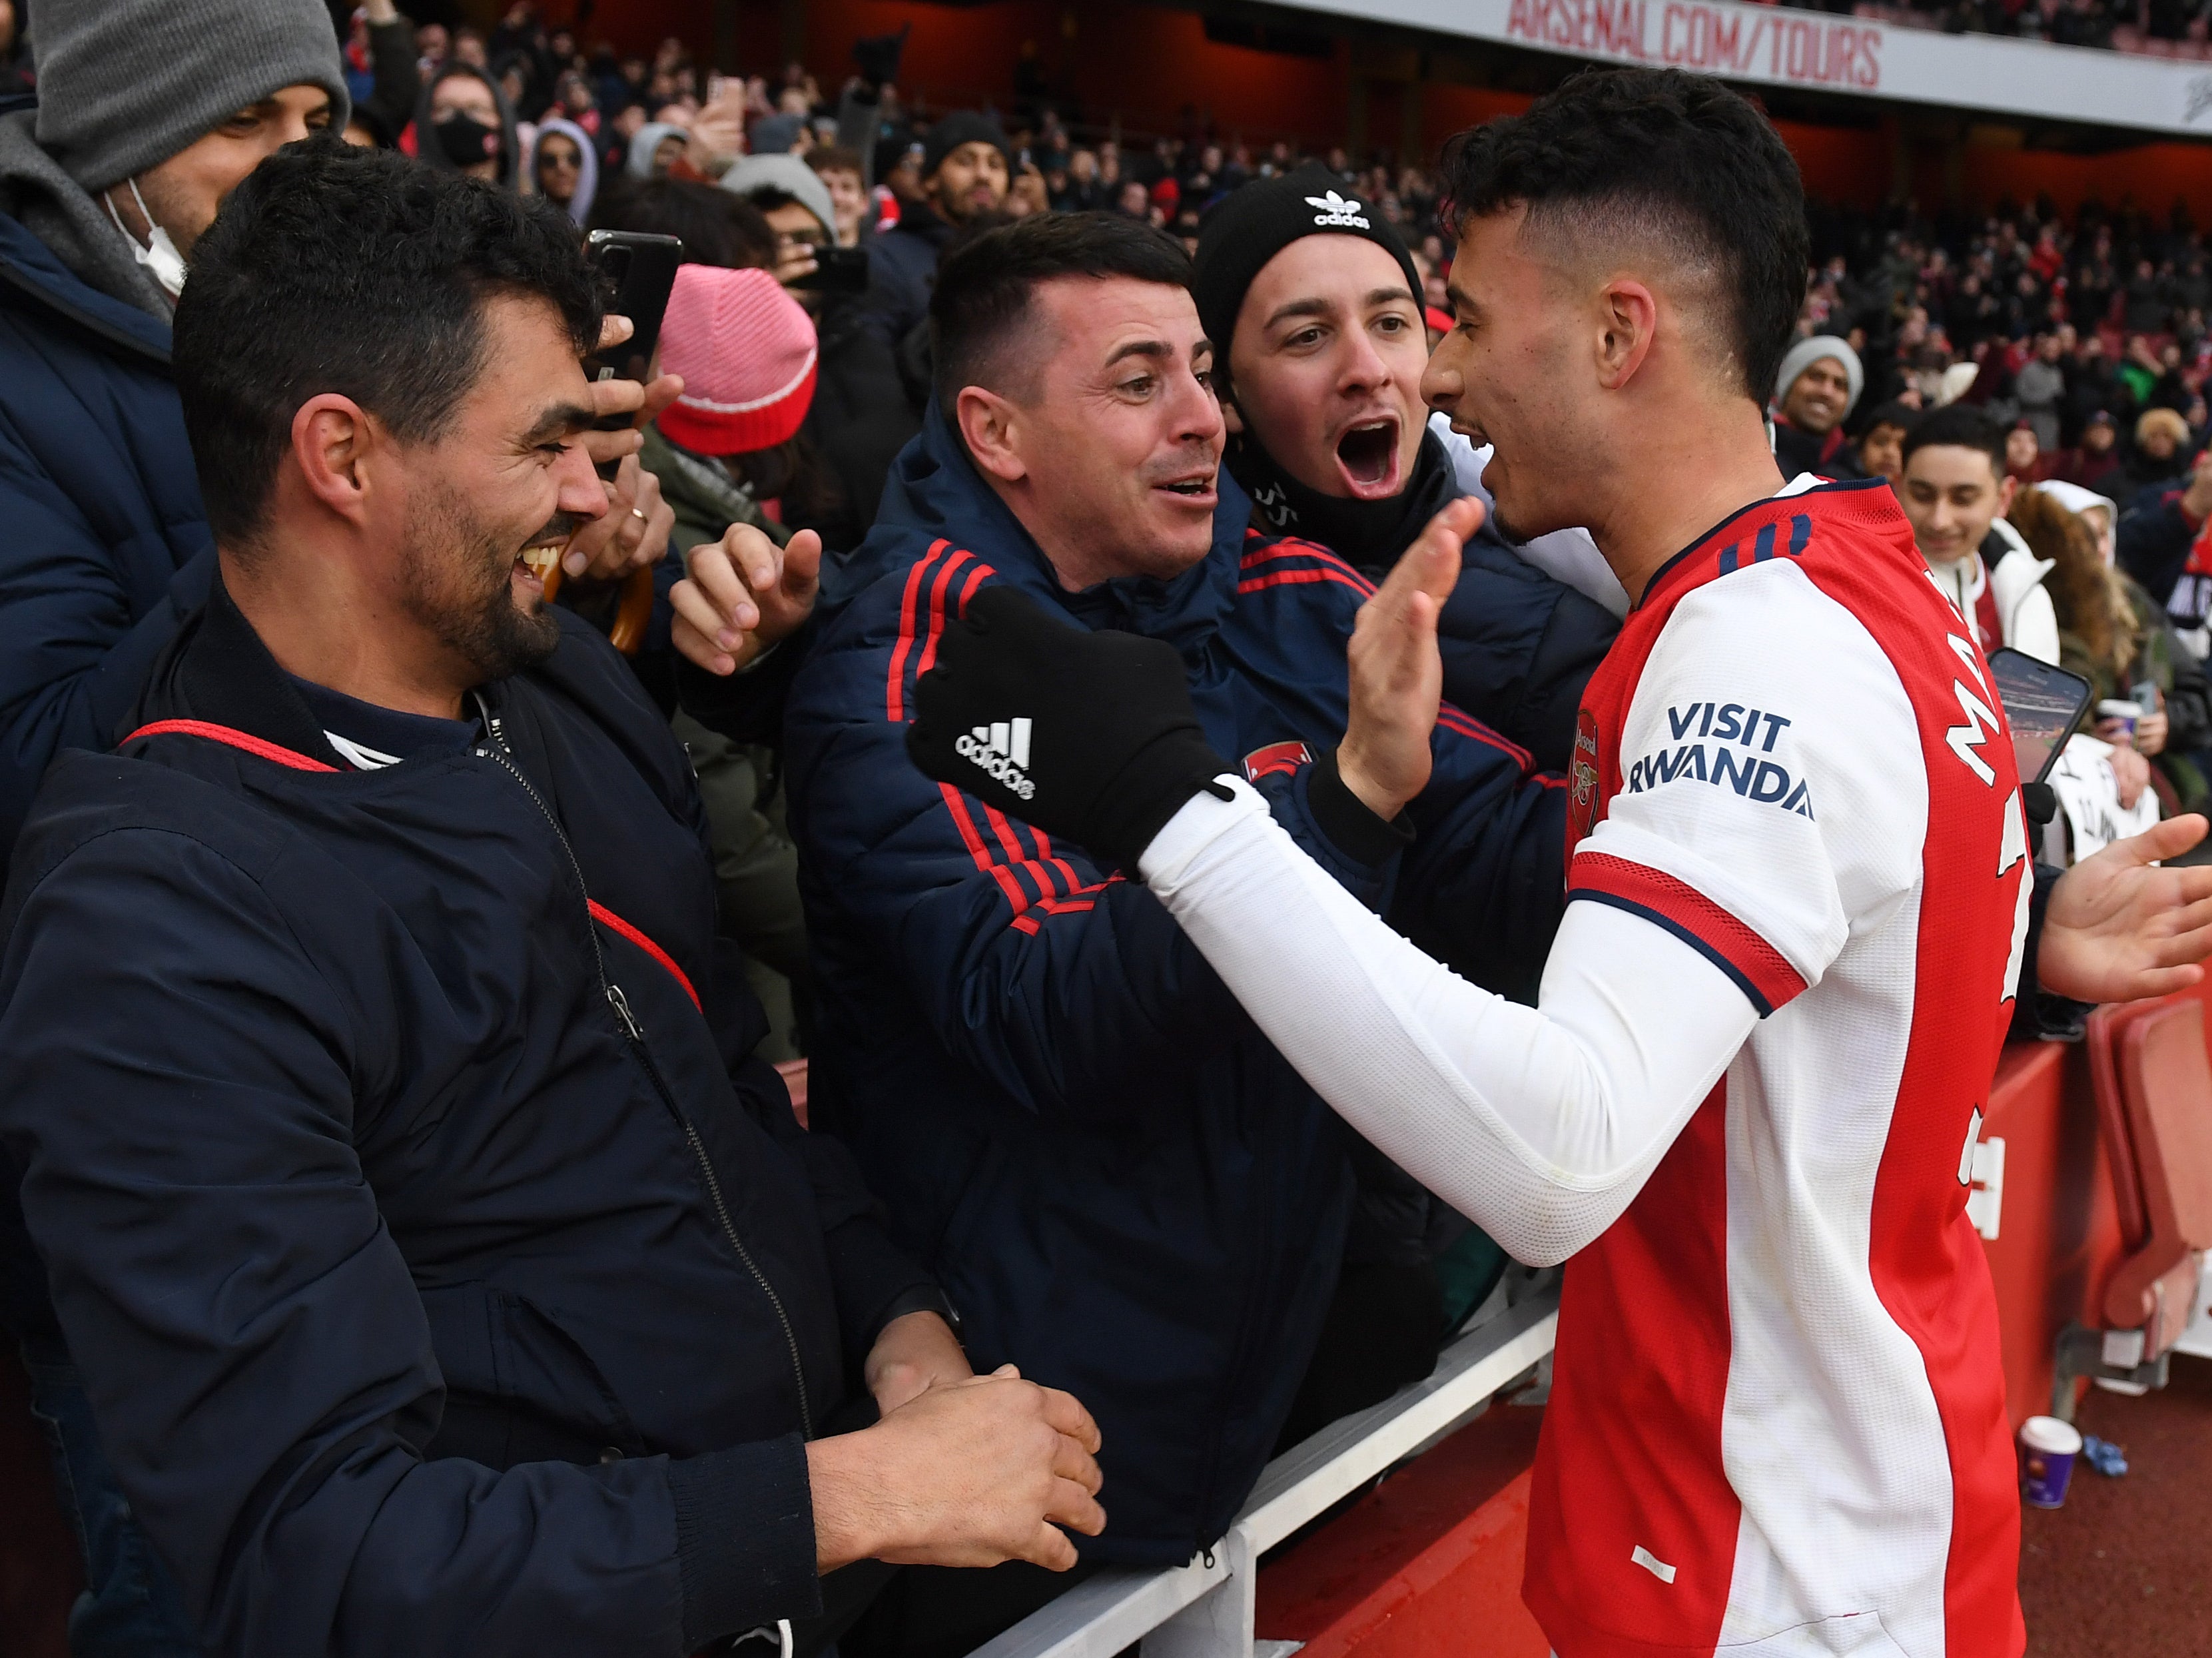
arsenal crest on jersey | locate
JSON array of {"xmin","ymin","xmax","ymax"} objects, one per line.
[{"xmin": 1567, "ymin": 707, "xmax": 1601, "ymax": 850}]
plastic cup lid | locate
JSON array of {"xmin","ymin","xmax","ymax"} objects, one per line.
[{"xmin": 2021, "ymin": 1415, "xmax": 2083, "ymax": 1455}]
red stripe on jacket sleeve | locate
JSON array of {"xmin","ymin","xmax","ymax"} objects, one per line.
[
  {"xmin": 913, "ymin": 549, "xmax": 973, "ymax": 681},
  {"xmin": 954, "ymin": 561, "xmax": 994, "ymax": 615},
  {"xmin": 1435, "ymin": 703, "xmax": 1535, "ymax": 772},
  {"xmin": 1032, "ymin": 829, "xmax": 1084, "ymax": 895},
  {"xmin": 1239, "ymin": 540, "xmax": 1378, "ymax": 595},
  {"xmin": 885, "ymin": 542, "xmax": 948, "ymax": 721},
  {"xmin": 1567, "ymin": 851, "xmax": 1807, "ymax": 1017},
  {"xmin": 1237, "ymin": 566, "xmax": 1374, "ymax": 600},
  {"xmin": 938, "ymin": 782, "xmax": 1032, "ymax": 911}
]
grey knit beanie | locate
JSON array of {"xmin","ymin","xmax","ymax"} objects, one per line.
[
  {"xmin": 1772, "ymin": 334, "xmax": 1864, "ymax": 420},
  {"xmin": 32, "ymin": 0, "xmax": 350, "ymax": 193}
]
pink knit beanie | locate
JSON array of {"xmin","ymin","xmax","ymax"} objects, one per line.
[{"xmin": 656, "ymin": 264, "xmax": 819, "ymax": 456}]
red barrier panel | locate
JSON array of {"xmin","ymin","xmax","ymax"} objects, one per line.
[{"xmin": 1256, "ymin": 1399, "xmax": 1551, "ymax": 1657}]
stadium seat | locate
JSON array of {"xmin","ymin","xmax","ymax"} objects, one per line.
[{"xmin": 2085, "ymin": 997, "xmax": 2212, "ymax": 1360}]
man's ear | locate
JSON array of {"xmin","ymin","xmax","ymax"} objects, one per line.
[
  {"xmin": 1996, "ymin": 471, "xmax": 2019, "ymax": 520},
  {"xmin": 290, "ymin": 394, "xmax": 377, "ymax": 526},
  {"xmin": 1594, "ymin": 278, "xmax": 1659, "ymax": 392},
  {"xmin": 956, "ymin": 385, "xmax": 1028, "ymax": 484}
]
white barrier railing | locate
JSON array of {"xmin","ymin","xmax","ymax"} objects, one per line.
[{"xmin": 968, "ymin": 1289, "xmax": 1561, "ymax": 1658}]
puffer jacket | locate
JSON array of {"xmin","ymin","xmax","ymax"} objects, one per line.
[
  {"xmin": 0, "ymin": 96, "xmax": 214, "ymax": 859},
  {"xmin": 784, "ymin": 405, "xmax": 1567, "ymax": 1564},
  {"xmin": 0, "ymin": 581, "xmax": 934, "ymax": 1656}
]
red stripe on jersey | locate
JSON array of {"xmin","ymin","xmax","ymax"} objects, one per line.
[
  {"xmin": 1238, "ymin": 566, "xmax": 1373, "ymax": 599},
  {"xmin": 1567, "ymin": 851, "xmax": 1808, "ymax": 1017},
  {"xmin": 586, "ymin": 899, "xmax": 701, "ymax": 1010},
  {"xmin": 885, "ymin": 542, "xmax": 948, "ymax": 721},
  {"xmin": 123, "ymin": 720, "xmax": 339, "ymax": 772}
]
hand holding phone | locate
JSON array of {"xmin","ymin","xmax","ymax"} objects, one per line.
[{"xmin": 583, "ymin": 230, "xmax": 683, "ymax": 438}]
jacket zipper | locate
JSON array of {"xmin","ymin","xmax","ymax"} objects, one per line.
[{"xmin": 471, "ymin": 706, "xmax": 814, "ymax": 1439}]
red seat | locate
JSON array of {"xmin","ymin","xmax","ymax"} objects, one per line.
[{"xmin": 2085, "ymin": 998, "xmax": 2212, "ymax": 1358}]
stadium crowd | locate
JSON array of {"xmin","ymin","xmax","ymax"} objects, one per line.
[{"xmin": 5, "ymin": 5, "xmax": 2212, "ymax": 1658}]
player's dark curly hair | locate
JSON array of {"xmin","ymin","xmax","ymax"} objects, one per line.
[
  {"xmin": 176, "ymin": 133, "xmax": 602, "ymax": 552},
  {"xmin": 1439, "ymin": 67, "xmax": 1808, "ymax": 407}
]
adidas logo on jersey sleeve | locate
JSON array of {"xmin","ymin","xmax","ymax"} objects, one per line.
[
  {"xmin": 955, "ymin": 717, "xmax": 1036, "ymax": 799},
  {"xmin": 1305, "ymin": 189, "xmax": 1371, "ymax": 228}
]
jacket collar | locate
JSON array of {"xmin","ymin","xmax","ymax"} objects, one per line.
[
  {"xmin": 853, "ymin": 398, "xmax": 1252, "ymax": 655},
  {"xmin": 129, "ymin": 571, "xmax": 354, "ymax": 766}
]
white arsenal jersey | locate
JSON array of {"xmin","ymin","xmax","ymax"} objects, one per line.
[
  {"xmin": 1140, "ymin": 476, "xmax": 2033, "ymax": 1658},
  {"xmin": 1529, "ymin": 478, "xmax": 2030, "ymax": 1657}
]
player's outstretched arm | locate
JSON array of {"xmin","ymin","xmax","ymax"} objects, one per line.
[
  {"xmin": 905, "ymin": 500, "xmax": 1762, "ymax": 1264},
  {"xmin": 2039, "ymin": 813, "xmax": 2212, "ymax": 1003}
]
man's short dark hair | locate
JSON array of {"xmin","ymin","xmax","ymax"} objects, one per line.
[
  {"xmin": 807, "ymin": 145, "xmax": 864, "ymax": 177},
  {"xmin": 1438, "ymin": 67, "xmax": 1808, "ymax": 407},
  {"xmin": 928, "ymin": 210, "xmax": 1193, "ymax": 422},
  {"xmin": 1854, "ymin": 398, "xmax": 1917, "ymax": 440},
  {"xmin": 589, "ymin": 177, "xmax": 777, "ymax": 270},
  {"xmin": 177, "ymin": 135, "xmax": 600, "ymax": 550},
  {"xmin": 1900, "ymin": 404, "xmax": 2006, "ymax": 474}
]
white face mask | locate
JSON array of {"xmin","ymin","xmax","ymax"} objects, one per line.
[{"xmin": 103, "ymin": 177, "xmax": 187, "ymax": 298}]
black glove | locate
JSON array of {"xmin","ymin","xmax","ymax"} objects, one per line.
[{"xmin": 907, "ymin": 586, "xmax": 1232, "ymax": 869}]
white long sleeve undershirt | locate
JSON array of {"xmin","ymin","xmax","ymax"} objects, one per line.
[{"xmin": 1140, "ymin": 778, "xmax": 1758, "ymax": 1267}]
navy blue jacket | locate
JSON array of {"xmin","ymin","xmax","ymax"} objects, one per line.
[
  {"xmin": 0, "ymin": 584, "xmax": 934, "ymax": 1656},
  {"xmin": 0, "ymin": 202, "xmax": 214, "ymax": 856},
  {"xmin": 860, "ymin": 204, "xmax": 950, "ymax": 350},
  {"xmin": 786, "ymin": 408, "xmax": 1567, "ymax": 1563},
  {"xmin": 2117, "ymin": 478, "xmax": 2209, "ymax": 629},
  {"xmin": 1431, "ymin": 535, "xmax": 1618, "ymax": 774}
]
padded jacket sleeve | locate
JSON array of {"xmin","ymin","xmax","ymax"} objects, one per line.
[
  {"xmin": 790, "ymin": 604, "xmax": 1405, "ymax": 1125},
  {"xmin": 0, "ymin": 454, "xmax": 214, "ymax": 849},
  {"xmin": 1390, "ymin": 715, "xmax": 1570, "ymax": 1007},
  {"xmin": 0, "ymin": 831, "xmax": 814, "ymax": 1657},
  {"xmin": 2117, "ymin": 488, "xmax": 2198, "ymax": 608}
]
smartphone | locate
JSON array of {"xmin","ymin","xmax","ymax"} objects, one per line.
[
  {"xmin": 1987, "ymin": 647, "xmax": 2094, "ymax": 785},
  {"xmin": 790, "ymin": 243, "xmax": 871, "ymax": 296},
  {"xmin": 583, "ymin": 230, "xmax": 683, "ymax": 425}
]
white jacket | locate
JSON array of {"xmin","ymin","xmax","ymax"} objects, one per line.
[{"xmin": 1926, "ymin": 516, "xmax": 2059, "ymax": 663}]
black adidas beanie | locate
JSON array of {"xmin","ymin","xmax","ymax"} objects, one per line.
[{"xmin": 1193, "ymin": 165, "xmax": 1425, "ymax": 368}]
